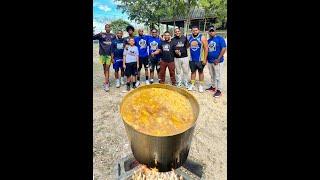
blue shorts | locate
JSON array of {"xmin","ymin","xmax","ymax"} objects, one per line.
[{"xmin": 113, "ymin": 59, "xmax": 124, "ymax": 71}]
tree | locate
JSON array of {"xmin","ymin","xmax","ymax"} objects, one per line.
[
  {"xmin": 199, "ymin": 0, "xmax": 227, "ymax": 30},
  {"xmin": 110, "ymin": 19, "xmax": 131, "ymax": 33},
  {"xmin": 116, "ymin": 0, "xmax": 167, "ymax": 30}
]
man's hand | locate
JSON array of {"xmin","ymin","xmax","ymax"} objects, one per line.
[
  {"xmin": 123, "ymin": 64, "xmax": 126, "ymax": 69},
  {"xmin": 214, "ymin": 58, "xmax": 220, "ymax": 65},
  {"xmin": 111, "ymin": 58, "xmax": 114, "ymax": 64},
  {"xmin": 151, "ymin": 52, "xmax": 155, "ymax": 57},
  {"xmin": 202, "ymin": 60, "xmax": 207, "ymax": 66}
]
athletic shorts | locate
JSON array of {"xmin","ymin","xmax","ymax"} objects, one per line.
[
  {"xmin": 113, "ymin": 58, "xmax": 123, "ymax": 71},
  {"xmin": 138, "ymin": 57, "xmax": 149, "ymax": 71},
  {"xmin": 99, "ymin": 55, "xmax": 111, "ymax": 65},
  {"xmin": 189, "ymin": 61, "xmax": 205, "ymax": 73},
  {"xmin": 125, "ymin": 62, "xmax": 138, "ymax": 77},
  {"xmin": 149, "ymin": 58, "xmax": 160, "ymax": 72}
]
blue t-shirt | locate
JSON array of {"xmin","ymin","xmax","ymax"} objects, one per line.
[
  {"xmin": 134, "ymin": 35, "xmax": 149, "ymax": 58},
  {"xmin": 207, "ymin": 35, "xmax": 227, "ymax": 63},
  {"xmin": 189, "ymin": 34, "xmax": 203, "ymax": 62},
  {"xmin": 147, "ymin": 36, "xmax": 161, "ymax": 61},
  {"xmin": 111, "ymin": 38, "xmax": 125, "ymax": 60}
]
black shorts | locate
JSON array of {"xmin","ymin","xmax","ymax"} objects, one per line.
[
  {"xmin": 125, "ymin": 62, "xmax": 138, "ymax": 77},
  {"xmin": 149, "ymin": 58, "xmax": 160, "ymax": 72},
  {"xmin": 189, "ymin": 61, "xmax": 205, "ymax": 73},
  {"xmin": 138, "ymin": 57, "xmax": 149, "ymax": 71}
]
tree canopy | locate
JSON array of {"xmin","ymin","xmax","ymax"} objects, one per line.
[
  {"xmin": 110, "ymin": 19, "xmax": 132, "ymax": 33},
  {"xmin": 115, "ymin": 0, "xmax": 226, "ymax": 29}
]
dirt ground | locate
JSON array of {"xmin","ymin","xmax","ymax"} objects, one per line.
[{"xmin": 93, "ymin": 43, "xmax": 227, "ymax": 180}]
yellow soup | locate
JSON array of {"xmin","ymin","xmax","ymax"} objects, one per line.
[{"xmin": 121, "ymin": 87, "xmax": 195, "ymax": 136}]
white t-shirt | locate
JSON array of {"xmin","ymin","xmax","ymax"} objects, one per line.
[{"xmin": 124, "ymin": 45, "xmax": 139, "ymax": 63}]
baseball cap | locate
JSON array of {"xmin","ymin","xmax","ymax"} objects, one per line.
[{"xmin": 208, "ymin": 26, "xmax": 216, "ymax": 32}]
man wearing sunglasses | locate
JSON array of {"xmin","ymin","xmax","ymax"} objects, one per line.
[{"xmin": 206, "ymin": 25, "xmax": 227, "ymax": 97}]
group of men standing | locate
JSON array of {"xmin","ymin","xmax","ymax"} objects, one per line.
[{"xmin": 93, "ymin": 23, "xmax": 226, "ymax": 97}]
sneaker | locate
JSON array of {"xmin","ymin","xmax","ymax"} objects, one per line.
[
  {"xmin": 150, "ymin": 79, "xmax": 154, "ymax": 84},
  {"xmin": 177, "ymin": 81, "xmax": 182, "ymax": 87},
  {"xmin": 116, "ymin": 79, "xmax": 120, "ymax": 88},
  {"xmin": 132, "ymin": 84, "xmax": 137, "ymax": 89},
  {"xmin": 145, "ymin": 80, "xmax": 150, "ymax": 85},
  {"xmin": 126, "ymin": 85, "xmax": 131, "ymax": 91},
  {"xmin": 188, "ymin": 84, "xmax": 195, "ymax": 91},
  {"xmin": 199, "ymin": 85, "xmax": 204, "ymax": 93},
  {"xmin": 214, "ymin": 90, "xmax": 222, "ymax": 97},
  {"xmin": 135, "ymin": 81, "xmax": 140, "ymax": 87},
  {"xmin": 206, "ymin": 86, "xmax": 216, "ymax": 92},
  {"xmin": 104, "ymin": 83, "xmax": 110, "ymax": 92},
  {"xmin": 120, "ymin": 77, "xmax": 125, "ymax": 85}
]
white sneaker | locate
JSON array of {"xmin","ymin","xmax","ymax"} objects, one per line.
[
  {"xmin": 188, "ymin": 84, "xmax": 195, "ymax": 91},
  {"xmin": 150, "ymin": 79, "xmax": 154, "ymax": 84},
  {"xmin": 135, "ymin": 81, "xmax": 140, "ymax": 87},
  {"xmin": 104, "ymin": 83, "xmax": 110, "ymax": 92},
  {"xmin": 120, "ymin": 77, "xmax": 125, "ymax": 85},
  {"xmin": 116, "ymin": 79, "xmax": 120, "ymax": 88},
  {"xmin": 198, "ymin": 85, "xmax": 204, "ymax": 93},
  {"xmin": 177, "ymin": 81, "xmax": 182, "ymax": 87},
  {"xmin": 145, "ymin": 80, "xmax": 150, "ymax": 85}
]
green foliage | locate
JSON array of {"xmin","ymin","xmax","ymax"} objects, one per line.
[
  {"xmin": 110, "ymin": 19, "xmax": 131, "ymax": 33},
  {"xmin": 115, "ymin": 0, "xmax": 226, "ymax": 29}
]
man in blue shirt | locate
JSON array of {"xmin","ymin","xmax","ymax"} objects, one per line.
[
  {"xmin": 188, "ymin": 25, "xmax": 208, "ymax": 92},
  {"xmin": 206, "ymin": 25, "xmax": 227, "ymax": 97},
  {"xmin": 134, "ymin": 29, "xmax": 150, "ymax": 86},
  {"xmin": 111, "ymin": 30, "xmax": 125, "ymax": 88},
  {"xmin": 148, "ymin": 28, "xmax": 162, "ymax": 84}
]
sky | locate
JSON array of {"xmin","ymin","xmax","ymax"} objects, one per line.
[{"xmin": 93, "ymin": 0, "xmax": 139, "ymax": 33}]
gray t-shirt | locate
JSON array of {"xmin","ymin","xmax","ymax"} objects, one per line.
[{"xmin": 124, "ymin": 45, "xmax": 139, "ymax": 63}]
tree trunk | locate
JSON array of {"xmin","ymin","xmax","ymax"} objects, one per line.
[{"xmin": 204, "ymin": 18, "xmax": 207, "ymax": 37}]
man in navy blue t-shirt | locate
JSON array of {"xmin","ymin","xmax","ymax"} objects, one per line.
[
  {"xmin": 206, "ymin": 25, "xmax": 227, "ymax": 98},
  {"xmin": 111, "ymin": 30, "xmax": 125, "ymax": 88}
]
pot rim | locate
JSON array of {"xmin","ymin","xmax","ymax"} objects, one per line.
[{"xmin": 119, "ymin": 84, "xmax": 200, "ymax": 137}]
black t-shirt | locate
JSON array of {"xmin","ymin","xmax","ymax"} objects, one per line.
[
  {"xmin": 93, "ymin": 33, "xmax": 115, "ymax": 55},
  {"xmin": 171, "ymin": 35, "xmax": 189, "ymax": 58},
  {"xmin": 160, "ymin": 40, "xmax": 175, "ymax": 62}
]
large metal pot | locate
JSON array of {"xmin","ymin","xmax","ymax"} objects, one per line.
[{"xmin": 119, "ymin": 84, "xmax": 200, "ymax": 172}]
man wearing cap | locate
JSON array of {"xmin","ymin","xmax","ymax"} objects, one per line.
[
  {"xmin": 93, "ymin": 24, "xmax": 116, "ymax": 92},
  {"xmin": 206, "ymin": 25, "xmax": 227, "ymax": 97}
]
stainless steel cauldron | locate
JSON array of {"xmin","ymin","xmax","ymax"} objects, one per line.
[{"xmin": 119, "ymin": 84, "xmax": 199, "ymax": 172}]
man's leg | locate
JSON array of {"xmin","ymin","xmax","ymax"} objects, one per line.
[
  {"xmin": 206, "ymin": 63, "xmax": 216, "ymax": 91},
  {"xmin": 188, "ymin": 61, "xmax": 196, "ymax": 90},
  {"xmin": 159, "ymin": 61, "xmax": 167, "ymax": 84},
  {"xmin": 156, "ymin": 61, "xmax": 160, "ymax": 81},
  {"xmin": 103, "ymin": 64, "xmax": 107, "ymax": 83},
  {"xmin": 214, "ymin": 62, "xmax": 224, "ymax": 91},
  {"xmin": 181, "ymin": 57, "xmax": 190, "ymax": 87},
  {"xmin": 115, "ymin": 69, "xmax": 119, "ymax": 79},
  {"xmin": 137, "ymin": 58, "xmax": 142, "ymax": 81},
  {"xmin": 174, "ymin": 58, "xmax": 182, "ymax": 85},
  {"xmin": 168, "ymin": 61, "xmax": 176, "ymax": 85},
  {"xmin": 144, "ymin": 58, "xmax": 149, "ymax": 83},
  {"xmin": 198, "ymin": 62, "xmax": 205, "ymax": 92}
]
